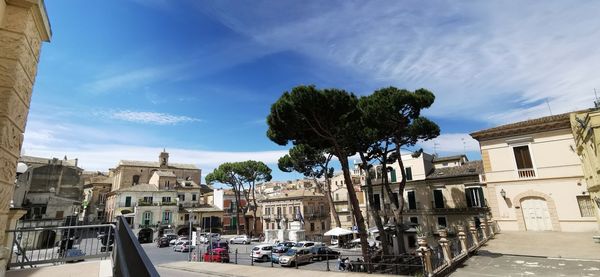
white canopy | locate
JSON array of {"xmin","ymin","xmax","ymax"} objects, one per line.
[{"xmin": 324, "ymin": 227, "xmax": 354, "ymax": 236}]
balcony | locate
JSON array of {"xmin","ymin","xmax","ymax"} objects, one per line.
[
  {"xmin": 404, "ymin": 206, "xmax": 489, "ymax": 215},
  {"xmin": 161, "ymin": 201, "xmax": 177, "ymax": 206},
  {"xmin": 517, "ymin": 168, "xmax": 536, "ymax": 179}
]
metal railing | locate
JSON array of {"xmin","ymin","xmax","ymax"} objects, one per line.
[
  {"xmin": 7, "ymin": 223, "xmax": 115, "ymax": 269},
  {"xmin": 430, "ymin": 244, "xmax": 446, "ymax": 270},
  {"xmin": 113, "ymin": 216, "xmax": 160, "ymax": 277},
  {"xmin": 517, "ymin": 168, "xmax": 536, "ymax": 178},
  {"xmin": 450, "ymin": 238, "xmax": 462, "ymax": 257},
  {"xmin": 191, "ymin": 247, "xmax": 425, "ymax": 276}
]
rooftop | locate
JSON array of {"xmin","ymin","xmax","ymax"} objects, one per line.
[
  {"xmin": 261, "ymin": 189, "xmax": 324, "ymax": 201},
  {"xmin": 118, "ymin": 160, "xmax": 198, "ymax": 170},
  {"xmin": 427, "ymin": 160, "xmax": 483, "ymax": 179},
  {"xmin": 432, "ymin": 154, "xmax": 467, "ymax": 163},
  {"xmin": 470, "ymin": 110, "xmax": 591, "ymax": 141}
]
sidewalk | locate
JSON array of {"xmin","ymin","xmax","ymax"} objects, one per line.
[
  {"xmin": 6, "ymin": 260, "xmax": 112, "ymax": 277},
  {"xmin": 482, "ymin": 231, "xmax": 600, "ymax": 260},
  {"xmin": 158, "ymin": 261, "xmax": 400, "ymax": 277}
]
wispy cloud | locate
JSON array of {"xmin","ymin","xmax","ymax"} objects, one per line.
[
  {"xmin": 109, "ymin": 110, "xmax": 201, "ymax": 125},
  {"xmin": 419, "ymin": 133, "xmax": 480, "ymax": 155},
  {"xmin": 199, "ymin": 1, "xmax": 600, "ymax": 125}
]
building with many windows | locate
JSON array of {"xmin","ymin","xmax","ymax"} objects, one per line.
[
  {"xmin": 471, "ymin": 111, "xmax": 598, "ymax": 232},
  {"xmin": 260, "ymin": 189, "xmax": 330, "ymax": 242}
]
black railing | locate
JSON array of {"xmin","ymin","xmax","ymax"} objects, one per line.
[
  {"xmin": 113, "ymin": 216, "xmax": 159, "ymax": 277},
  {"xmin": 450, "ymin": 238, "xmax": 462, "ymax": 257}
]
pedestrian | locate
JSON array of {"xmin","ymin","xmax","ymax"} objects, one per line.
[{"xmin": 337, "ymin": 256, "xmax": 343, "ymax": 271}]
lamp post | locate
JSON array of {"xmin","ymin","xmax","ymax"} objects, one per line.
[{"xmin": 11, "ymin": 162, "xmax": 28, "ymax": 208}]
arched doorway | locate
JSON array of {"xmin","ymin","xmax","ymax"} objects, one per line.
[
  {"xmin": 138, "ymin": 228, "xmax": 154, "ymax": 243},
  {"xmin": 177, "ymin": 227, "xmax": 190, "ymax": 236},
  {"xmin": 36, "ymin": 230, "xmax": 56, "ymax": 249},
  {"xmin": 521, "ymin": 197, "xmax": 552, "ymax": 231}
]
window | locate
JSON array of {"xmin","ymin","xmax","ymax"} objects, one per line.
[
  {"xmin": 513, "ymin": 145, "xmax": 534, "ymax": 169},
  {"xmin": 162, "ymin": 196, "xmax": 171, "ymax": 203},
  {"xmin": 192, "ymin": 194, "xmax": 197, "ymax": 201},
  {"xmin": 373, "ymin": 194, "xmax": 381, "ymax": 210},
  {"xmin": 409, "ymin": 216, "xmax": 419, "ymax": 224},
  {"xmin": 577, "ymin": 196, "xmax": 596, "ymax": 217},
  {"xmin": 125, "ymin": 196, "xmax": 132, "ymax": 207},
  {"xmin": 407, "ymin": 191, "xmax": 417, "ymax": 210},
  {"xmin": 405, "ymin": 167, "xmax": 413, "ymax": 181},
  {"xmin": 442, "ymin": 163, "xmax": 448, "ymax": 166},
  {"xmin": 321, "ymin": 221, "xmax": 325, "ymax": 230},
  {"xmin": 433, "ymin": 190, "xmax": 444, "ymax": 208},
  {"xmin": 143, "ymin": 211, "xmax": 152, "ymax": 225},
  {"xmin": 265, "ymin": 207, "xmax": 270, "ymax": 215},
  {"xmin": 466, "ymin": 187, "xmax": 485, "ymax": 207},
  {"xmin": 390, "ymin": 169, "xmax": 397, "ymax": 183},
  {"xmin": 132, "ymin": 175, "xmax": 140, "ymax": 185},
  {"xmin": 143, "ymin": 196, "xmax": 153, "ymax": 203},
  {"xmin": 163, "ymin": 211, "xmax": 172, "ymax": 223},
  {"xmin": 277, "ymin": 207, "xmax": 281, "ymax": 215},
  {"xmin": 408, "ymin": 235, "xmax": 417, "ymax": 248},
  {"xmin": 474, "ymin": 216, "xmax": 481, "ymax": 228},
  {"xmin": 310, "ymin": 222, "xmax": 315, "ymax": 231},
  {"xmin": 178, "ymin": 194, "xmax": 185, "ymax": 201},
  {"xmin": 437, "ymin": 216, "xmax": 447, "ymax": 228},
  {"xmin": 335, "ymin": 193, "xmax": 339, "ymax": 201}
]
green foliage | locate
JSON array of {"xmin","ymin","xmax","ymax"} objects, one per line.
[
  {"xmin": 205, "ymin": 161, "xmax": 272, "ymax": 187},
  {"xmin": 277, "ymin": 144, "xmax": 333, "ymax": 179}
]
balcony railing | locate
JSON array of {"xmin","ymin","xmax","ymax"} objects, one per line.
[
  {"xmin": 114, "ymin": 216, "xmax": 160, "ymax": 276},
  {"xmin": 517, "ymin": 168, "xmax": 536, "ymax": 178},
  {"xmin": 161, "ymin": 201, "xmax": 177, "ymax": 206}
]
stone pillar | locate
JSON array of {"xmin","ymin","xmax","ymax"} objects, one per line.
[
  {"xmin": 468, "ymin": 220, "xmax": 479, "ymax": 247},
  {"xmin": 437, "ymin": 228, "xmax": 452, "ymax": 263},
  {"xmin": 0, "ymin": 0, "xmax": 51, "ymax": 272},
  {"xmin": 480, "ymin": 220, "xmax": 488, "ymax": 240},
  {"xmin": 457, "ymin": 226, "xmax": 468, "ymax": 254},
  {"xmin": 416, "ymin": 236, "xmax": 433, "ymax": 277},
  {"xmin": 487, "ymin": 219, "xmax": 495, "ymax": 237}
]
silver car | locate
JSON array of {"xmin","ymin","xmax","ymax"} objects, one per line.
[{"xmin": 229, "ymin": 235, "xmax": 251, "ymax": 244}]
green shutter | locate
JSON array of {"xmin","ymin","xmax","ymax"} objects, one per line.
[{"xmin": 390, "ymin": 169, "xmax": 397, "ymax": 182}]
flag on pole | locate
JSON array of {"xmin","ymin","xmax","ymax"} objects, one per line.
[{"xmin": 296, "ymin": 209, "xmax": 305, "ymax": 224}]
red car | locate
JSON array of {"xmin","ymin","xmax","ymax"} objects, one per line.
[{"xmin": 203, "ymin": 248, "xmax": 229, "ymax": 263}]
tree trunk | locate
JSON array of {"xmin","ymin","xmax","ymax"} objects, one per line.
[
  {"xmin": 233, "ymin": 187, "xmax": 241, "ymax": 235},
  {"xmin": 359, "ymin": 152, "xmax": 390, "ymax": 255},
  {"xmin": 251, "ymin": 183, "xmax": 260, "ymax": 236},
  {"xmin": 324, "ymin": 177, "xmax": 341, "ymax": 228},
  {"xmin": 338, "ymin": 155, "xmax": 371, "ymax": 266},
  {"xmin": 392, "ymin": 147, "xmax": 409, "ymax": 253}
]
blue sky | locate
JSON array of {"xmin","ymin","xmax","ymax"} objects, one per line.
[{"xmin": 23, "ymin": 0, "xmax": 600, "ymax": 182}]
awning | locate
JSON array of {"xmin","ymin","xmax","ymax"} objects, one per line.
[{"xmin": 324, "ymin": 227, "xmax": 354, "ymax": 236}]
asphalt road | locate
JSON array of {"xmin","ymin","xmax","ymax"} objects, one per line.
[{"xmin": 141, "ymin": 241, "xmax": 361, "ymax": 273}]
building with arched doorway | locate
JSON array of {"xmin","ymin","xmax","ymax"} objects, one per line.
[{"xmin": 471, "ymin": 111, "xmax": 598, "ymax": 232}]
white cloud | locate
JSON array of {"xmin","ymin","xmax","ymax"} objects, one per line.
[
  {"xmin": 418, "ymin": 133, "xmax": 480, "ymax": 156},
  {"xmin": 109, "ymin": 110, "xmax": 200, "ymax": 125},
  {"xmin": 21, "ymin": 144, "xmax": 287, "ymax": 174},
  {"xmin": 199, "ymin": 1, "xmax": 600, "ymax": 125}
]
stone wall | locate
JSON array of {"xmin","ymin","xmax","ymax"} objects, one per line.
[{"xmin": 0, "ymin": 0, "xmax": 51, "ymax": 272}]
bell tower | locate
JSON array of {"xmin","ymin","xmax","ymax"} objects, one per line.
[{"xmin": 159, "ymin": 149, "xmax": 169, "ymax": 167}]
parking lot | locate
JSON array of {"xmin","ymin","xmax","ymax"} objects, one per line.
[{"xmin": 141, "ymin": 240, "xmax": 364, "ymax": 273}]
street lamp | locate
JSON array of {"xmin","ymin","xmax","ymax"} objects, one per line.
[{"xmin": 11, "ymin": 162, "xmax": 28, "ymax": 208}]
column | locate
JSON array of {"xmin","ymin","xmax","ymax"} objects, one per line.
[
  {"xmin": 437, "ymin": 228, "xmax": 452, "ymax": 263},
  {"xmin": 468, "ymin": 220, "xmax": 479, "ymax": 248},
  {"xmin": 487, "ymin": 218, "xmax": 495, "ymax": 237},
  {"xmin": 480, "ymin": 220, "xmax": 488, "ymax": 240},
  {"xmin": 416, "ymin": 236, "xmax": 433, "ymax": 277},
  {"xmin": 0, "ymin": 0, "xmax": 51, "ymax": 272},
  {"xmin": 457, "ymin": 226, "xmax": 468, "ymax": 254}
]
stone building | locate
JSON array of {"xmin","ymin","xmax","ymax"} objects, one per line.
[
  {"xmin": 82, "ymin": 174, "xmax": 112, "ymax": 223},
  {"xmin": 213, "ymin": 189, "xmax": 248, "ymax": 234},
  {"xmin": 260, "ymin": 189, "xmax": 330, "ymax": 242},
  {"xmin": 329, "ymin": 171, "xmax": 366, "ymax": 230},
  {"xmin": 110, "ymin": 150, "xmax": 201, "ymax": 192},
  {"xmin": 471, "ymin": 112, "xmax": 598, "ymax": 232},
  {"xmin": 0, "ymin": 0, "xmax": 51, "ymax": 272},
  {"xmin": 14, "ymin": 156, "xmax": 84, "ymax": 220},
  {"xmin": 570, "ymin": 109, "xmax": 600, "ymax": 230}
]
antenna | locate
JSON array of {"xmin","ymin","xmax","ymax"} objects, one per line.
[
  {"xmin": 545, "ymin": 98, "xmax": 553, "ymax": 116},
  {"xmin": 594, "ymin": 89, "xmax": 600, "ymax": 109},
  {"xmin": 433, "ymin": 141, "xmax": 440, "ymax": 156}
]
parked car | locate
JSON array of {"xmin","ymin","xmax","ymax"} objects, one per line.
[
  {"xmin": 292, "ymin": 241, "xmax": 319, "ymax": 250},
  {"xmin": 203, "ymin": 248, "xmax": 230, "ymax": 263},
  {"xmin": 173, "ymin": 241, "xmax": 195, "ymax": 252},
  {"xmin": 276, "ymin": 241, "xmax": 296, "ymax": 248},
  {"xmin": 156, "ymin": 237, "xmax": 170, "ymax": 248},
  {"xmin": 270, "ymin": 246, "xmax": 289, "ymax": 264},
  {"xmin": 229, "ymin": 235, "xmax": 251, "ymax": 244},
  {"xmin": 279, "ymin": 248, "xmax": 312, "ymax": 267},
  {"xmin": 206, "ymin": 241, "xmax": 229, "ymax": 252},
  {"xmin": 310, "ymin": 246, "xmax": 340, "ymax": 261},
  {"xmin": 164, "ymin": 234, "xmax": 178, "ymax": 243},
  {"xmin": 200, "ymin": 233, "xmax": 221, "ymax": 243},
  {"xmin": 170, "ymin": 236, "xmax": 189, "ymax": 246},
  {"xmin": 251, "ymin": 244, "xmax": 273, "ymax": 262}
]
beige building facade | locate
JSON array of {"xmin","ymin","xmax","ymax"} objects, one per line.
[
  {"xmin": 471, "ymin": 112, "xmax": 598, "ymax": 232},
  {"xmin": 570, "ymin": 109, "xmax": 600, "ymax": 230},
  {"xmin": 0, "ymin": 0, "xmax": 52, "ymax": 272}
]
